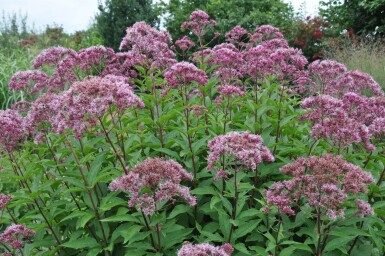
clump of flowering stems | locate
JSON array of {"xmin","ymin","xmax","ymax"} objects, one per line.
[
  {"xmin": 300, "ymin": 92, "xmax": 385, "ymax": 153},
  {"xmin": 164, "ymin": 61, "xmax": 208, "ymax": 184},
  {"xmin": 208, "ymin": 131, "xmax": 274, "ymax": 242},
  {"xmin": 0, "ymin": 224, "xmax": 35, "ymax": 255},
  {"xmin": 215, "ymin": 85, "xmax": 245, "ymax": 133},
  {"xmin": 177, "ymin": 242, "xmax": 233, "ymax": 256},
  {"xmin": 265, "ymin": 154, "xmax": 373, "ymax": 256},
  {"xmin": 109, "ymin": 157, "xmax": 196, "ymax": 252},
  {"xmin": 306, "ymin": 60, "xmax": 383, "ymax": 98},
  {"xmin": 174, "ymin": 35, "xmax": 196, "ymax": 60},
  {"xmin": 120, "ymin": 21, "xmax": 176, "ymax": 71},
  {"xmin": 181, "ymin": 10, "xmax": 218, "ymax": 50}
]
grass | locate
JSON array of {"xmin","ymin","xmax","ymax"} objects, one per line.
[
  {"xmin": 0, "ymin": 47, "xmax": 39, "ymax": 109},
  {"xmin": 323, "ymin": 37, "xmax": 385, "ymax": 88}
]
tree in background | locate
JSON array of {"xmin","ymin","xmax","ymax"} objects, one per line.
[
  {"xmin": 161, "ymin": 0, "xmax": 295, "ymax": 42},
  {"xmin": 320, "ymin": 0, "xmax": 385, "ymax": 36},
  {"xmin": 95, "ymin": 0, "xmax": 159, "ymax": 51}
]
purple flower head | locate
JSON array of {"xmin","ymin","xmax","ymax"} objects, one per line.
[
  {"xmin": 211, "ymin": 44, "xmax": 246, "ymax": 83},
  {"xmin": 355, "ymin": 199, "xmax": 374, "ymax": 218},
  {"xmin": 217, "ymin": 85, "xmax": 245, "ymax": 97},
  {"xmin": 32, "ymin": 46, "xmax": 76, "ymax": 68},
  {"xmin": 0, "ymin": 110, "xmax": 25, "ymax": 151},
  {"xmin": 226, "ymin": 25, "xmax": 247, "ymax": 45},
  {"xmin": 164, "ymin": 62, "xmax": 208, "ymax": 87},
  {"xmin": 0, "ymin": 224, "xmax": 35, "ymax": 250},
  {"xmin": 49, "ymin": 76, "xmax": 144, "ymax": 137},
  {"xmin": 308, "ymin": 60, "xmax": 347, "ymax": 91},
  {"xmin": 181, "ymin": 10, "xmax": 217, "ymax": 37},
  {"xmin": 177, "ymin": 242, "xmax": 233, "ymax": 256},
  {"xmin": 109, "ymin": 158, "xmax": 196, "ymax": 215},
  {"xmin": 327, "ymin": 70, "xmax": 383, "ymax": 98},
  {"xmin": 207, "ymin": 131, "xmax": 274, "ymax": 174},
  {"xmin": 301, "ymin": 93, "xmax": 376, "ymax": 151},
  {"xmin": 9, "ymin": 70, "xmax": 48, "ymax": 94},
  {"xmin": 175, "ymin": 36, "xmax": 195, "ymax": 52},
  {"xmin": 266, "ymin": 154, "xmax": 373, "ymax": 219},
  {"xmin": 119, "ymin": 22, "xmax": 175, "ymax": 70},
  {"xmin": 191, "ymin": 105, "xmax": 208, "ymax": 116},
  {"xmin": 249, "ymin": 25, "xmax": 284, "ymax": 45},
  {"xmin": 0, "ymin": 194, "xmax": 13, "ymax": 210}
]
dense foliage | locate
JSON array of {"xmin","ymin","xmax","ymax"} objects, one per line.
[
  {"xmin": 0, "ymin": 10, "xmax": 385, "ymax": 256},
  {"xmin": 320, "ymin": 0, "xmax": 385, "ymax": 36}
]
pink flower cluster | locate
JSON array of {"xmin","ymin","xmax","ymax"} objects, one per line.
[
  {"xmin": 119, "ymin": 21, "xmax": 176, "ymax": 70},
  {"xmin": 24, "ymin": 76, "xmax": 144, "ymax": 138},
  {"xmin": 301, "ymin": 91, "xmax": 385, "ymax": 151},
  {"xmin": 109, "ymin": 158, "xmax": 196, "ymax": 215},
  {"xmin": 266, "ymin": 154, "xmax": 373, "ymax": 219},
  {"xmin": 177, "ymin": 243, "xmax": 233, "ymax": 256},
  {"xmin": 225, "ymin": 25, "xmax": 247, "ymax": 46},
  {"xmin": 0, "ymin": 194, "xmax": 13, "ymax": 210},
  {"xmin": 306, "ymin": 60, "xmax": 383, "ymax": 97},
  {"xmin": 181, "ymin": 10, "xmax": 217, "ymax": 37},
  {"xmin": 164, "ymin": 62, "xmax": 208, "ymax": 88},
  {"xmin": 0, "ymin": 110, "xmax": 25, "ymax": 151},
  {"xmin": 211, "ymin": 43, "xmax": 246, "ymax": 83},
  {"xmin": 207, "ymin": 131, "xmax": 274, "ymax": 176},
  {"xmin": 175, "ymin": 36, "xmax": 195, "ymax": 52},
  {"xmin": 9, "ymin": 70, "xmax": 48, "ymax": 94},
  {"xmin": 0, "ymin": 224, "xmax": 35, "ymax": 250}
]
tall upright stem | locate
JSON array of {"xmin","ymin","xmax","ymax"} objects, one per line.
[{"xmin": 65, "ymin": 136, "xmax": 111, "ymax": 255}]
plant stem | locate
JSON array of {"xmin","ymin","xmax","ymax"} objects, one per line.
[
  {"xmin": 6, "ymin": 206, "xmax": 17, "ymax": 224},
  {"xmin": 140, "ymin": 211, "xmax": 156, "ymax": 251},
  {"xmin": 98, "ymin": 117, "xmax": 128, "ymax": 175},
  {"xmin": 65, "ymin": 136, "xmax": 111, "ymax": 255},
  {"xmin": 228, "ymin": 170, "xmax": 238, "ymax": 243}
]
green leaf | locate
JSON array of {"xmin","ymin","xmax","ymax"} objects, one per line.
[
  {"xmin": 101, "ymin": 214, "xmax": 140, "ymax": 223},
  {"xmin": 61, "ymin": 237, "xmax": 99, "ymax": 249},
  {"xmin": 76, "ymin": 212, "xmax": 94, "ymax": 229},
  {"xmin": 167, "ymin": 204, "xmax": 191, "ymax": 219}
]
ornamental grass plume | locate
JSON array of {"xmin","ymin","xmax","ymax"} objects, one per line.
[
  {"xmin": 207, "ymin": 131, "xmax": 274, "ymax": 176},
  {"xmin": 109, "ymin": 158, "xmax": 196, "ymax": 215},
  {"xmin": 266, "ymin": 154, "xmax": 373, "ymax": 220},
  {"xmin": 177, "ymin": 242, "xmax": 233, "ymax": 256},
  {"xmin": 164, "ymin": 62, "xmax": 208, "ymax": 88},
  {"xmin": 0, "ymin": 224, "xmax": 35, "ymax": 250},
  {"xmin": 0, "ymin": 110, "xmax": 25, "ymax": 151}
]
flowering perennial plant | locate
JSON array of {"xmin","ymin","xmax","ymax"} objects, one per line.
[
  {"xmin": 1, "ymin": 9, "xmax": 385, "ymax": 256},
  {"xmin": 266, "ymin": 154, "xmax": 373, "ymax": 219},
  {"xmin": 0, "ymin": 225, "xmax": 35, "ymax": 250},
  {"xmin": 208, "ymin": 131, "xmax": 274, "ymax": 173},
  {"xmin": 109, "ymin": 158, "xmax": 196, "ymax": 215}
]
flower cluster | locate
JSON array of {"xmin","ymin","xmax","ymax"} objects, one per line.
[
  {"xmin": 0, "ymin": 224, "xmax": 35, "ymax": 250},
  {"xmin": 266, "ymin": 154, "xmax": 373, "ymax": 219},
  {"xmin": 225, "ymin": 25, "xmax": 247, "ymax": 46},
  {"xmin": 0, "ymin": 110, "xmax": 25, "ymax": 151},
  {"xmin": 175, "ymin": 36, "xmax": 195, "ymax": 52},
  {"xmin": 24, "ymin": 76, "xmax": 144, "ymax": 139},
  {"xmin": 181, "ymin": 10, "xmax": 217, "ymax": 38},
  {"xmin": 211, "ymin": 43, "xmax": 246, "ymax": 83},
  {"xmin": 177, "ymin": 243, "xmax": 233, "ymax": 256},
  {"xmin": 164, "ymin": 62, "xmax": 208, "ymax": 88},
  {"xmin": 0, "ymin": 194, "xmax": 13, "ymax": 210},
  {"xmin": 109, "ymin": 158, "xmax": 196, "ymax": 215},
  {"xmin": 208, "ymin": 131, "xmax": 274, "ymax": 176},
  {"xmin": 9, "ymin": 70, "xmax": 48, "ymax": 94},
  {"xmin": 119, "ymin": 21, "xmax": 175, "ymax": 70}
]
